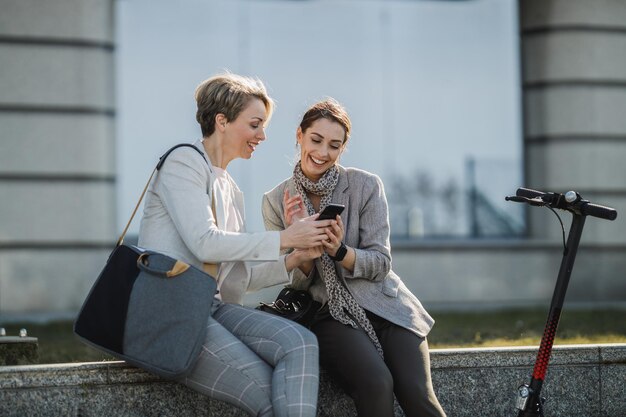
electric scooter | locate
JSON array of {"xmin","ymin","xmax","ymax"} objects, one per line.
[{"xmin": 505, "ymin": 187, "xmax": 618, "ymax": 417}]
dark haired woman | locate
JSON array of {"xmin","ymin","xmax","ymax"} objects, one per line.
[{"xmin": 263, "ymin": 99, "xmax": 447, "ymax": 417}]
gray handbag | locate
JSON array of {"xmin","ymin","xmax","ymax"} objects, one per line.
[
  {"xmin": 74, "ymin": 144, "xmax": 218, "ymax": 379},
  {"xmin": 122, "ymin": 249, "xmax": 216, "ymax": 378}
]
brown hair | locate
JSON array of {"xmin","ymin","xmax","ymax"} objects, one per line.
[
  {"xmin": 299, "ymin": 98, "xmax": 351, "ymax": 143},
  {"xmin": 194, "ymin": 73, "xmax": 274, "ymax": 137}
]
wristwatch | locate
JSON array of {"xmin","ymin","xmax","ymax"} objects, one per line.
[{"xmin": 329, "ymin": 242, "xmax": 348, "ymax": 261}]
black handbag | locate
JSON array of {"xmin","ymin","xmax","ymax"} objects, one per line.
[
  {"xmin": 74, "ymin": 144, "xmax": 218, "ymax": 380},
  {"xmin": 257, "ymin": 287, "xmax": 321, "ymax": 327}
]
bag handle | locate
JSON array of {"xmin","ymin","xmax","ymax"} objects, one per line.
[
  {"xmin": 116, "ymin": 144, "xmax": 208, "ymax": 247},
  {"xmin": 137, "ymin": 253, "xmax": 190, "ymax": 278}
]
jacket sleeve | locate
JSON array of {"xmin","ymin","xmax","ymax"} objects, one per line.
[
  {"xmin": 342, "ymin": 174, "xmax": 392, "ymax": 282},
  {"xmin": 247, "ymin": 255, "xmax": 291, "ymax": 292},
  {"xmin": 155, "ymin": 149, "xmax": 281, "ymax": 263}
]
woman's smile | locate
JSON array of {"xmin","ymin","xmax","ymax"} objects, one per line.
[{"xmin": 297, "ymin": 118, "xmax": 346, "ymax": 181}]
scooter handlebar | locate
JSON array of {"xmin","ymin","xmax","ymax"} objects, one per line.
[
  {"xmin": 513, "ymin": 188, "xmax": 617, "ymax": 221},
  {"xmin": 516, "ymin": 187, "xmax": 545, "ymax": 199},
  {"xmin": 580, "ymin": 202, "xmax": 617, "ymax": 221}
]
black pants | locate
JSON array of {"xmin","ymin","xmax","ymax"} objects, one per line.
[{"xmin": 310, "ymin": 308, "xmax": 446, "ymax": 417}]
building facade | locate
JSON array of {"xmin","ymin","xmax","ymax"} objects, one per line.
[{"xmin": 0, "ymin": 0, "xmax": 624, "ymax": 317}]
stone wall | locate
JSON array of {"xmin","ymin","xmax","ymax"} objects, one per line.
[{"xmin": 1, "ymin": 344, "xmax": 624, "ymax": 417}]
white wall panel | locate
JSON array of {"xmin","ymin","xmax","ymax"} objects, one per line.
[
  {"xmin": 525, "ymin": 87, "xmax": 626, "ymax": 137},
  {"xmin": 521, "ymin": 0, "xmax": 626, "ymax": 29},
  {"xmin": 524, "ymin": 32, "xmax": 626, "ymax": 83},
  {"xmin": 0, "ymin": 45, "xmax": 113, "ymax": 108},
  {"xmin": 0, "ymin": 249, "xmax": 111, "ymax": 312},
  {"xmin": 0, "ymin": 0, "xmax": 113, "ymax": 42},
  {"xmin": 526, "ymin": 140, "xmax": 626, "ymax": 190},
  {"xmin": 0, "ymin": 113, "xmax": 114, "ymax": 176},
  {"xmin": 0, "ymin": 182, "xmax": 116, "ymax": 243}
]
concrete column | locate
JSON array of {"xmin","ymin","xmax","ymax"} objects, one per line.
[
  {"xmin": 0, "ymin": 0, "xmax": 116, "ymax": 315},
  {"xmin": 520, "ymin": 0, "xmax": 626, "ymax": 244}
]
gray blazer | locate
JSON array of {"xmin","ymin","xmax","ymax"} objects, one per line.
[
  {"xmin": 138, "ymin": 140, "xmax": 291, "ymax": 304},
  {"xmin": 262, "ymin": 165, "xmax": 434, "ymax": 337}
]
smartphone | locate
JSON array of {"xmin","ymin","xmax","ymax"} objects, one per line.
[{"xmin": 317, "ymin": 203, "xmax": 345, "ymax": 221}]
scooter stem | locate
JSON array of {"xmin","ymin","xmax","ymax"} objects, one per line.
[{"xmin": 517, "ymin": 214, "xmax": 586, "ymax": 417}]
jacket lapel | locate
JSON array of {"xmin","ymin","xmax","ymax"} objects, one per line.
[{"xmin": 332, "ymin": 165, "xmax": 350, "ymax": 209}]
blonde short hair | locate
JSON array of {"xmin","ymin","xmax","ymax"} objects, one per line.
[{"xmin": 194, "ymin": 73, "xmax": 274, "ymax": 137}]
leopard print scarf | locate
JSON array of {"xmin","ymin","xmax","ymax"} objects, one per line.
[{"xmin": 293, "ymin": 162, "xmax": 384, "ymax": 358}]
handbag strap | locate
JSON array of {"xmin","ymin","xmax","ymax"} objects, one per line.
[
  {"xmin": 116, "ymin": 144, "xmax": 210, "ymax": 247},
  {"xmin": 116, "ymin": 143, "xmax": 219, "ymax": 277}
]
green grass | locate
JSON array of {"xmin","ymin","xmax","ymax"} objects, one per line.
[
  {"xmin": 2, "ymin": 308, "xmax": 625, "ymax": 363},
  {"xmin": 427, "ymin": 308, "xmax": 626, "ymax": 348},
  {"xmin": 2, "ymin": 321, "xmax": 114, "ymax": 364}
]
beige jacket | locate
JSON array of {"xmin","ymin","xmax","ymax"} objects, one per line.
[{"xmin": 138, "ymin": 140, "xmax": 289, "ymax": 304}]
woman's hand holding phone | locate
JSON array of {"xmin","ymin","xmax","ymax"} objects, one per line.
[
  {"xmin": 315, "ymin": 204, "xmax": 346, "ymax": 257},
  {"xmin": 322, "ymin": 212, "xmax": 345, "ymax": 256}
]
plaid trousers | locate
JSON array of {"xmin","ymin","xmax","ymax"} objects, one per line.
[{"xmin": 177, "ymin": 301, "xmax": 319, "ymax": 417}]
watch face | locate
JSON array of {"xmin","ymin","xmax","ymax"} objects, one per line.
[{"xmin": 332, "ymin": 243, "xmax": 347, "ymax": 261}]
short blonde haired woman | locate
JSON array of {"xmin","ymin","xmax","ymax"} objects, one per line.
[{"xmin": 135, "ymin": 73, "xmax": 331, "ymax": 417}]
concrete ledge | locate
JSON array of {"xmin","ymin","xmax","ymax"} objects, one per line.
[{"xmin": 0, "ymin": 344, "xmax": 624, "ymax": 417}]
